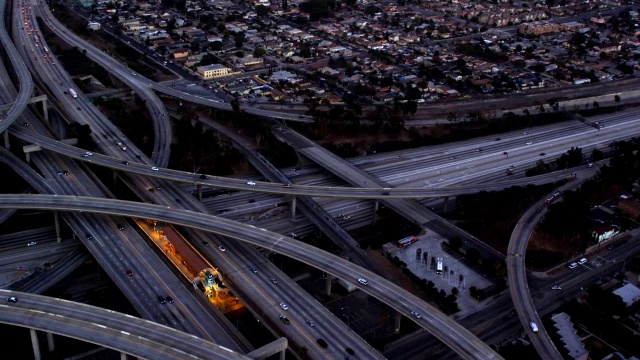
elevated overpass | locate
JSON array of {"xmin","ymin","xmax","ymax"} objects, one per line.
[
  {"xmin": 0, "ymin": 290, "xmax": 250, "ymax": 360},
  {"xmin": 0, "ymin": 194, "xmax": 502, "ymax": 360}
]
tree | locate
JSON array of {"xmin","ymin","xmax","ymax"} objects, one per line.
[
  {"xmin": 253, "ymin": 47, "xmax": 266, "ymax": 57},
  {"xmin": 255, "ymin": 4, "xmax": 269, "ymax": 16},
  {"xmin": 234, "ymin": 33, "xmax": 244, "ymax": 48},
  {"xmin": 466, "ymin": 248, "xmax": 481, "ymax": 264},
  {"xmin": 448, "ymin": 237, "xmax": 463, "ymax": 250}
]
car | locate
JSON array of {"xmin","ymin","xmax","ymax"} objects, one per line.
[
  {"xmin": 587, "ymin": 162, "xmax": 594, "ymax": 168},
  {"xmin": 526, "ymin": 141, "xmax": 533, "ymax": 145},
  {"xmin": 279, "ymin": 315, "xmax": 290, "ymax": 324},
  {"xmin": 535, "ymin": 207, "xmax": 543, "ymax": 213},
  {"xmin": 136, "ymin": 154, "xmax": 142, "ymax": 159},
  {"xmin": 578, "ymin": 258, "xmax": 588, "ymax": 265},
  {"xmin": 568, "ymin": 262, "xmax": 578, "ymax": 269},
  {"xmin": 63, "ymin": 170, "xmax": 69, "ymax": 176},
  {"xmin": 27, "ymin": 241, "xmax": 37, "ymax": 246},
  {"xmin": 132, "ymin": 72, "xmax": 137, "ymax": 75},
  {"xmin": 280, "ymin": 303, "xmax": 289, "ymax": 311},
  {"xmin": 121, "ymin": 146, "xmax": 127, "ymax": 151},
  {"xmin": 306, "ymin": 320, "xmax": 315, "ymax": 327},
  {"xmin": 176, "ymin": 198, "xmax": 182, "ymax": 204},
  {"xmin": 126, "ymin": 269, "xmax": 133, "ymax": 276},
  {"xmin": 382, "ymin": 191, "xmax": 390, "ymax": 195},
  {"xmin": 343, "ymin": 215, "xmax": 351, "ymax": 220},
  {"xmin": 410, "ymin": 311, "xmax": 422, "ymax": 319},
  {"xmin": 202, "ymin": 241, "xmax": 209, "ymax": 246},
  {"xmin": 247, "ymin": 181, "xmax": 256, "ymax": 185},
  {"xmin": 218, "ymin": 245, "xmax": 226, "ymax": 252},
  {"xmin": 122, "ymin": 161, "xmax": 129, "ymax": 165},
  {"xmin": 250, "ymin": 267, "xmax": 257, "ymax": 274},
  {"xmin": 495, "ymin": 137, "xmax": 501, "ymax": 141},
  {"xmin": 282, "ymin": 184, "xmax": 292, "ymax": 188},
  {"xmin": 117, "ymin": 224, "xmax": 124, "ymax": 231},
  {"xmin": 248, "ymin": 199, "xmax": 255, "ymax": 203},
  {"xmin": 316, "ymin": 338, "xmax": 328, "ymax": 348},
  {"xmin": 23, "ymin": 122, "xmax": 29, "ymax": 127},
  {"xmin": 165, "ymin": 296, "xmax": 173, "ymax": 303},
  {"xmin": 77, "ymin": 107, "xmax": 81, "ymax": 110},
  {"xmin": 84, "ymin": 152, "xmax": 93, "ymax": 156},
  {"xmin": 477, "ymin": 148, "xmax": 483, "ymax": 152},
  {"xmin": 539, "ymin": 153, "xmax": 546, "ymax": 156},
  {"xmin": 158, "ymin": 295, "xmax": 166, "ymax": 304},
  {"xmin": 358, "ymin": 278, "xmax": 368, "ymax": 285},
  {"xmin": 529, "ymin": 322, "xmax": 538, "ymax": 333},
  {"xmin": 151, "ymin": 167, "xmax": 159, "ymax": 171},
  {"xmin": 289, "ymin": 232, "xmax": 297, "ymax": 238},
  {"xmin": 270, "ymin": 278, "xmax": 278, "ymax": 284},
  {"xmin": 199, "ymin": 174, "xmax": 208, "ymax": 179},
  {"xmin": 82, "ymin": 153, "xmax": 89, "ymax": 158},
  {"xmin": 57, "ymin": 170, "xmax": 63, "ymax": 176},
  {"xmin": 6, "ymin": 297, "xmax": 18, "ymax": 303},
  {"xmin": 85, "ymin": 233, "xmax": 93, "ymax": 240},
  {"xmin": 551, "ymin": 285, "xmax": 562, "ymax": 290}
]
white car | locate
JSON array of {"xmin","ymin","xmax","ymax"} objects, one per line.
[
  {"xmin": 280, "ymin": 303, "xmax": 289, "ymax": 311},
  {"xmin": 551, "ymin": 285, "xmax": 562, "ymax": 290},
  {"xmin": 568, "ymin": 263, "xmax": 578, "ymax": 269},
  {"xmin": 218, "ymin": 245, "xmax": 226, "ymax": 252},
  {"xmin": 27, "ymin": 241, "xmax": 37, "ymax": 246},
  {"xmin": 530, "ymin": 322, "xmax": 539, "ymax": 333},
  {"xmin": 358, "ymin": 278, "xmax": 368, "ymax": 286},
  {"xmin": 247, "ymin": 181, "xmax": 256, "ymax": 186},
  {"xmin": 151, "ymin": 167, "xmax": 159, "ymax": 171},
  {"xmin": 526, "ymin": 141, "xmax": 533, "ymax": 145},
  {"xmin": 410, "ymin": 311, "xmax": 422, "ymax": 319},
  {"xmin": 578, "ymin": 258, "xmax": 588, "ymax": 265}
]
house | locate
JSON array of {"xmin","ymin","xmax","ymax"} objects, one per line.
[{"xmin": 172, "ymin": 49, "xmax": 189, "ymax": 59}]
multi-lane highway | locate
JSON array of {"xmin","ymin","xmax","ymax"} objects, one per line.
[
  {"xmin": 0, "ymin": 193, "xmax": 503, "ymax": 360},
  {"xmin": 0, "ymin": 290, "xmax": 250, "ymax": 360}
]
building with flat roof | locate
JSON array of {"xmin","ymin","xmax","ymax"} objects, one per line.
[{"xmin": 197, "ymin": 64, "xmax": 231, "ymax": 79}]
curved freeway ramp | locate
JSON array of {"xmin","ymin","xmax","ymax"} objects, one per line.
[
  {"xmin": 35, "ymin": 6, "xmax": 171, "ymax": 167},
  {"xmin": 0, "ymin": 290, "xmax": 250, "ymax": 360},
  {"xmin": 0, "ymin": 0, "xmax": 33, "ymax": 133},
  {"xmin": 0, "ymin": 194, "xmax": 502, "ymax": 360}
]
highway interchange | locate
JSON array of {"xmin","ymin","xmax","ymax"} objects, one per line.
[{"xmin": 1, "ymin": 0, "xmax": 640, "ymax": 359}]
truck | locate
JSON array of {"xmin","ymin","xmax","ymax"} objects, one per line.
[
  {"xmin": 337, "ymin": 279, "xmax": 357, "ymax": 292},
  {"xmin": 68, "ymin": 88, "xmax": 77, "ymax": 98}
]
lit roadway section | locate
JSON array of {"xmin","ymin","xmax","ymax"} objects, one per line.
[
  {"xmin": 0, "ymin": 290, "xmax": 250, "ymax": 360},
  {"xmin": 0, "ymin": 194, "xmax": 502, "ymax": 360},
  {"xmin": 39, "ymin": 5, "xmax": 313, "ymax": 123},
  {"xmin": 0, "ymin": 0, "xmax": 33, "ymax": 133}
]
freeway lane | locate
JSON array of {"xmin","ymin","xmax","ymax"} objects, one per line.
[
  {"xmin": 0, "ymin": 194, "xmax": 502, "ymax": 360},
  {"xmin": 11, "ymin": 124, "xmax": 578, "ymax": 199},
  {"xmin": 0, "ymin": 0, "xmax": 33, "ymax": 134},
  {"xmin": 0, "ymin": 290, "xmax": 250, "ymax": 360}
]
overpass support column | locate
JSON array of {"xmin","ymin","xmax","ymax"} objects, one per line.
[
  {"xmin": 112, "ymin": 170, "xmax": 118, "ymax": 190},
  {"xmin": 46, "ymin": 332, "xmax": 55, "ymax": 352},
  {"xmin": 3, "ymin": 130, "xmax": 9, "ymax": 150},
  {"xmin": 54, "ymin": 211, "xmax": 61, "ymax": 243},
  {"xmin": 372, "ymin": 200, "xmax": 379, "ymax": 224},
  {"xmin": 197, "ymin": 185, "xmax": 203, "ymax": 201},
  {"xmin": 442, "ymin": 196, "xmax": 449, "ymax": 213},
  {"xmin": 291, "ymin": 196, "xmax": 297, "ymax": 220},
  {"xmin": 41, "ymin": 97, "xmax": 48, "ymax": 122},
  {"xmin": 325, "ymin": 273, "xmax": 333, "ymax": 296},
  {"xmin": 280, "ymin": 350, "xmax": 285, "ymax": 360},
  {"xmin": 394, "ymin": 311, "xmax": 402, "ymax": 334},
  {"xmin": 30, "ymin": 329, "xmax": 41, "ymax": 360},
  {"xmin": 120, "ymin": 353, "xmax": 127, "ymax": 360},
  {"xmin": 25, "ymin": 152, "xmax": 30, "ymax": 164}
]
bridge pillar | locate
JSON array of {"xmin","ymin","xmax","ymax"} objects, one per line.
[
  {"xmin": 30, "ymin": 328, "xmax": 41, "ymax": 360},
  {"xmin": 280, "ymin": 350, "xmax": 285, "ymax": 360},
  {"xmin": 120, "ymin": 352, "xmax": 127, "ymax": 360},
  {"xmin": 372, "ymin": 200, "xmax": 379, "ymax": 224},
  {"xmin": 197, "ymin": 184, "xmax": 203, "ymax": 201},
  {"xmin": 41, "ymin": 97, "xmax": 48, "ymax": 122},
  {"xmin": 442, "ymin": 196, "xmax": 449, "ymax": 213},
  {"xmin": 291, "ymin": 195, "xmax": 297, "ymax": 220},
  {"xmin": 54, "ymin": 211, "xmax": 61, "ymax": 243},
  {"xmin": 325, "ymin": 273, "xmax": 333, "ymax": 296},
  {"xmin": 46, "ymin": 332, "xmax": 55, "ymax": 352},
  {"xmin": 112, "ymin": 170, "xmax": 118, "ymax": 189},
  {"xmin": 3, "ymin": 130, "xmax": 9, "ymax": 150},
  {"xmin": 394, "ymin": 311, "xmax": 402, "ymax": 334},
  {"xmin": 25, "ymin": 152, "xmax": 30, "ymax": 164}
]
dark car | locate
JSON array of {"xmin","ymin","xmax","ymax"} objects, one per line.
[
  {"xmin": 250, "ymin": 267, "xmax": 258, "ymax": 274},
  {"xmin": 175, "ymin": 198, "xmax": 182, "ymax": 204},
  {"xmin": 62, "ymin": 170, "xmax": 69, "ymax": 176},
  {"xmin": 165, "ymin": 296, "xmax": 173, "ymax": 303},
  {"xmin": 345, "ymin": 348, "xmax": 355, "ymax": 355},
  {"xmin": 6, "ymin": 296, "xmax": 18, "ymax": 303},
  {"xmin": 158, "ymin": 295, "xmax": 166, "ymax": 304},
  {"xmin": 117, "ymin": 224, "xmax": 125, "ymax": 231},
  {"xmin": 122, "ymin": 161, "xmax": 129, "ymax": 165},
  {"xmin": 126, "ymin": 269, "xmax": 133, "ymax": 276},
  {"xmin": 279, "ymin": 315, "xmax": 290, "ymax": 324},
  {"xmin": 270, "ymin": 278, "xmax": 278, "ymax": 284},
  {"xmin": 316, "ymin": 339, "xmax": 328, "ymax": 348},
  {"xmin": 85, "ymin": 233, "xmax": 93, "ymax": 240},
  {"xmin": 382, "ymin": 191, "xmax": 390, "ymax": 195},
  {"xmin": 199, "ymin": 174, "xmax": 208, "ymax": 179},
  {"xmin": 135, "ymin": 154, "xmax": 142, "ymax": 159}
]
